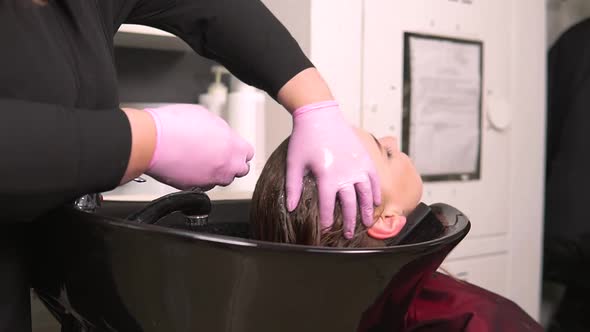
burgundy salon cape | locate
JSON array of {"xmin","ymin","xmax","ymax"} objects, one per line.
[
  {"xmin": 405, "ymin": 273, "xmax": 543, "ymax": 331},
  {"xmin": 360, "ymin": 272, "xmax": 543, "ymax": 331}
]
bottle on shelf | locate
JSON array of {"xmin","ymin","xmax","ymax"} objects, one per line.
[
  {"xmin": 225, "ymin": 75, "xmax": 266, "ymax": 192},
  {"xmin": 199, "ymin": 65, "xmax": 229, "ymax": 118}
]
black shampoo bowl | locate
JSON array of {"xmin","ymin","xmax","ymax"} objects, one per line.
[{"xmin": 31, "ymin": 191, "xmax": 470, "ymax": 332}]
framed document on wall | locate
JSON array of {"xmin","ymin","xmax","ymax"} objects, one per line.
[{"xmin": 402, "ymin": 32, "xmax": 483, "ymax": 182}]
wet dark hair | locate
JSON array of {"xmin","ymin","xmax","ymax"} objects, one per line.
[{"xmin": 250, "ymin": 138, "xmax": 384, "ymax": 248}]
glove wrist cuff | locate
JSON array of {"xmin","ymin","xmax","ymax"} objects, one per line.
[
  {"xmin": 292, "ymin": 100, "xmax": 339, "ymax": 118},
  {"xmin": 143, "ymin": 108, "xmax": 162, "ymax": 171}
]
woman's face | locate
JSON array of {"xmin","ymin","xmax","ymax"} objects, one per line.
[{"xmin": 354, "ymin": 128, "xmax": 423, "ymax": 220}]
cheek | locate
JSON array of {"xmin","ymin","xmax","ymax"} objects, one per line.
[
  {"xmin": 378, "ymin": 172, "xmax": 396, "ymax": 203},
  {"xmin": 401, "ymin": 163, "xmax": 423, "ymax": 207},
  {"xmin": 379, "ymin": 160, "xmax": 409, "ymax": 202}
]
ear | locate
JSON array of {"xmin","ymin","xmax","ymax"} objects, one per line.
[{"xmin": 367, "ymin": 215, "xmax": 407, "ymax": 240}]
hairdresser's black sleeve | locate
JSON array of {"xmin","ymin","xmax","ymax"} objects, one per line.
[
  {"xmin": 0, "ymin": 99, "xmax": 131, "ymax": 221},
  {"xmin": 119, "ymin": 0, "xmax": 314, "ymax": 98}
]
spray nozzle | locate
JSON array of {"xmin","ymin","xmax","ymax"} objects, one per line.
[
  {"xmin": 199, "ymin": 65, "xmax": 229, "ymax": 117},
  {"xmin": 207, "ymin": 65, "xmax": 229, "ymax": 96},
  {"xmin": 211, "ymin": 65, "xmax": 229, "ymax": 85}
]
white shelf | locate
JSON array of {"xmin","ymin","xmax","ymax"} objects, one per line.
[
  {"xmin": 114, "ymin": 24, "xmax": 191, "ymax": 51},
  {"xmin": 102, "ymin": 189, "xmax": 253, "ymax": 202}
]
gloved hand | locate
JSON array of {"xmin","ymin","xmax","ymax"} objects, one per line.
[
  {"xmin": 144, "ymin": 104, "xmax": 254, "ymax": 190},
  {"xmin": 286, "ymin": 100, "xmax": 381, "ymax": 239}
]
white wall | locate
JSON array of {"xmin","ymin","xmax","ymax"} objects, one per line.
[{"xmin": 508, "ymin": 0, "xmax": 546, "ymax": 319}]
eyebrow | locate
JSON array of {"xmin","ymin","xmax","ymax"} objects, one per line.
[{"xmin": 371, "ymin": 134, "xmax": 383, "ymax": 151}]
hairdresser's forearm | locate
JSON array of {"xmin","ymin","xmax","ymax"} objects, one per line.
[
  {"xmin": 277, "ymin": 68, "xmax": 335, "ymax": 113},
  {"xmin": 120, "ymin": 108, "xmax": 157, "ymax": 185}
]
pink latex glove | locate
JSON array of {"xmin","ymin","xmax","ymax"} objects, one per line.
[
  {"xmin": 144, "ymin": 104, "xmax": 254, "ymax": 190},
  {"xmin": 286, "ymin": 101, "xmax": 381, "ymax": 239}
]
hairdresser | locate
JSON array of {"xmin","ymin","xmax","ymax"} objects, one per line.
[{"xmin": 0, "ymin": 0, "xmax": 379, "ymax": 330}]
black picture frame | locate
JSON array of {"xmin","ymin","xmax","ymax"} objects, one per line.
[{"xmin": 402, "ymin": 32, "xmax": 484, "ymax": 182}]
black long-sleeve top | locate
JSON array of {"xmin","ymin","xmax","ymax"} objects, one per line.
[{"xmin": 0, "ymin": 0, "xmax": 313, "ymax": 222}]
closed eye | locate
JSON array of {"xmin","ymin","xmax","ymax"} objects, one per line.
[
  {"xmin": 371, "ymin": 134, "xmax": 383, "ymax": 151},
  {"xmin": 385, "ymin": 147, "xmax": 393, "ymax": 159},
  {"xmin": 371, "ymin": 134, "xmax": 394, "ymax": 160}
]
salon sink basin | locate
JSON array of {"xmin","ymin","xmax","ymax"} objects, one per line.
[{"xmin": 30, "ymin": 191, "xmax": 470, "ymax": 332}]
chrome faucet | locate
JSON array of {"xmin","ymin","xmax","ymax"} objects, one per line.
[
  {"xmin": 73, "ymin": 193, "xmax": 102, "ymax": 213},
  {"xmin": 73, "ymin": 177, "xmax": 146, "ymax": 213}
]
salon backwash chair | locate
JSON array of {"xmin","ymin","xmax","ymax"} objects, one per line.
[{"xmin": 30, "ymin": 191, "xmax": 470, "ymax": 332}]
